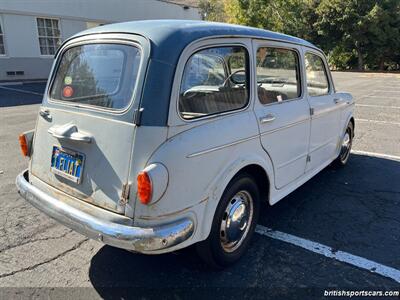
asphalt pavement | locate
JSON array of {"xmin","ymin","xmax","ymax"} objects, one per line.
[{"xmin": 0, "ymin": 72, "xmax": 399, "ymax": 299}]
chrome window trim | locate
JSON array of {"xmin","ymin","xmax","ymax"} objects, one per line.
[{"xmin": 47, "ymin": 37, "xmax": 145, "ymax": 115}]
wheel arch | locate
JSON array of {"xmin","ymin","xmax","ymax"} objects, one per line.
[
  {"xmin": 349, "ymin": 116, "xmax": 355, "ymax": 136},
  {"xmin": 199, "ymin": 155, "xmax": 273, "ymax": 241},
  {"xmin": 233, "ymin": 164, "xmax": 270, "ymax": 205}
]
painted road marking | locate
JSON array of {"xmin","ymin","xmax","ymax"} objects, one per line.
[
  {"xmin": 361, "ymin": 95, "xmax": 399, "ymax": 99},
  {"xmin": 356, "ymin": 104, "xmax": 400, "ymax": 109},
  {"xmin": 255, "ymin": 225, "xmax": 400, "ymax": 283},
  {"xmin": 0, "ymin": 85, "xmax": 43, "ymax": 96},
  {"xmin": 356, "ymin": 118, "xmax": 400, "ymax": 126},
  {"xmin": 351, "ymin": 150, "xmax": 400, "ymax": 161}
]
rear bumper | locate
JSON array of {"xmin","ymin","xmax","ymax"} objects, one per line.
[{"xmin": 16, "ymin": 170, "xmax": 194, "ymax": 253}]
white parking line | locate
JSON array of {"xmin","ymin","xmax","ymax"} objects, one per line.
[
  {"xmin": 356, "ymin": 104, "xmax": 400, "ymax": 109},
  {"xmin": 351, "ymin": 150, "xmax": 400, "ymax": 161},
  {"xmin": 356, "ymin": 118, "xmax": 400, "ymax": 126},
  {"xmin": 255, "ymin": 225, "xmax": 400, "ymax": 283},
  {"xmin": 361, "ymin": 95, "xmax": 399, "ymax": 99},
  {"xmin": 0, "ymin": 85, "xmax": 43, "ymax": 96}
]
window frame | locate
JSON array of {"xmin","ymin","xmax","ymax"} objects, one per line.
[
  {"xmin": 177, "ymin": 44, "xmax": 251, "ymax": 122},
  {"xmin": 0, "ymin": 15, "xmax": 6, "ymax": 56},
  {"xmin": 255, "ymin": 46, "xmax": 303, "ymax": 106},
  {"xmin": 47, "ymin": 39, "xmax": 145, "ymax": 114},
  {"xmin": 304, "ymin": 51, "xmax": 332, "ymax": 97},
  {"xmin": 36, "ymin": 17, "xmax": 62, "ymax": 57}
]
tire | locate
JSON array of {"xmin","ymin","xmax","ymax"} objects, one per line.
[
  {"xmin": 333, "ymin": 122, "xmax": 354, "ymax": 167},
  {"xmin": 196, "ymin": 173, "xmax": 260, "ymax": 269}
]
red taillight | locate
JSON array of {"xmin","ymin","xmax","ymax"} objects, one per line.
[
  {"xmin": 137, "ymin": 171, "xmax": 152, "ymax": 204},
  {"xmin": 18, "ymin": 134, "xmax": 29, "ymax": 157}
]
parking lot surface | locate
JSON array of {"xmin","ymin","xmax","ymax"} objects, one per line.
[
  {"xmin": 0, "ymin": 72, "xmax": 399, "ymax": 298},
  {"xmin": 0, "ymin": 82, "xmax": 46, "ymax": 107}
]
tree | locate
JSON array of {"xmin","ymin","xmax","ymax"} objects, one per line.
[
  {"xmin": 199, "ymin": 0, "xmax": 227, "ymax": 22},
  {"xmin": 200, "ymin": 0, "xmax": 400, "ymax": 70}
]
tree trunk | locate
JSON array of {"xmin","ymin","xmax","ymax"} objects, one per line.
[
  {"xmin": 356, "ymin": 48, "xmax": 364, "ymax": 71},
  {"xmin": 379, "ymin": 57, "xmax": 385, "ymax": 71}
]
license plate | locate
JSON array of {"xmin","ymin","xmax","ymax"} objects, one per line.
[{"xmin": 50, "ymin": 146, "xmax": 85, "ymax": 184}]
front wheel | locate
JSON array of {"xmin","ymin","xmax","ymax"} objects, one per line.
[
  {"xmin": 196, "ymin": 174, "xmax": 260, "ymax": 268},
  {"xmin": 333, "ymin": 122, "xmax": 354, "ymax": 167}
]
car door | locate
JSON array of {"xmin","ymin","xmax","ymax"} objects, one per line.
[
  {"xmin": 304, "ymin": 50, "xmax": 341, "ymax": 171},
  {"xmin": 30, "ymin": 38, "xmax": 145, "ymax": 214},
  {"xmin": 253, "ymin": 40, "xmax": 311, "ymax": 189}
]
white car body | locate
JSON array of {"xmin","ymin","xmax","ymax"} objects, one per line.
[{"xmin": 16, "ymin": 20, "xmax": 354, "ymax": 255}]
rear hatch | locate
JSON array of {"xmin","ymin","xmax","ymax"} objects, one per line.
[{"xmin": 31, "ymin": 36, "xmax": 145, "ymax": 214}]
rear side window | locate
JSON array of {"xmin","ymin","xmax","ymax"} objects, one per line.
[
  {"xmin": 305, "ymin": 53, "xmax": 330, "ymax": 97},
  {"xmin": 256, "ymin": 47, "xmax": 301, "ymax": 105},
  {"xmin": 179, "ymin": 46, "xmax": 249, "ymax": 120},
  {"xmin": 50, "ymin": 43, "xmax": 141, "ymax": 110}
]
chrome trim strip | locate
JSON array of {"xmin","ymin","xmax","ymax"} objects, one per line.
[
  {"xmin": 260, "ymin": 118, "xmax": 309, "ymax": 136},
  {"xmin": 188, "ymin": 117, "xmax": 310, "ymax": 158},
  {"xmin": 187, "ymin": 134, "xmax": 259, "ymax": 158},
  {"xmin": 16, "ymin": 170, "xmax": 194, "ymax": 253}
]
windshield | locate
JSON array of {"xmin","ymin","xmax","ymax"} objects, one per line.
[{"xmin": 50, "ymin": 43, "xmax": 141, "ymax": 110}]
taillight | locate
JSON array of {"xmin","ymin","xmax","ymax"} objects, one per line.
[
  {"xmin": 19, "ymin": 134, "xmax": 29, "ymax": 157},
  {"xmin": 18, "ymin": 130, "xmax": 34, "ymax": 157},
  {"xmin": 137, "ymin": 171, "xmax": 152, "ymax": 205}
]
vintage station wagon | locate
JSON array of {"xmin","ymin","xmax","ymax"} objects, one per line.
[{"xmin": 16, "ymin": 20, "xmax": 354, "ymax": 267}]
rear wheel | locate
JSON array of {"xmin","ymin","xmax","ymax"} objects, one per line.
[
  {"xmin": 333, "ymin": 122, "xmax": 354, "ymax": 167},
  {"xmin": 196, "ymin": 173, "xmax": 260, "ymax": 268}
]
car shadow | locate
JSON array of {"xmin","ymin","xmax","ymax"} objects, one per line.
[{"xmin": 88, "ymin": 154, "xmax": 400, "ymax": 295}]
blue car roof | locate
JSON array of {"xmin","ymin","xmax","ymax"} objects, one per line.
[
  {"xmin": 68, "ymin": 20, "xmax": 320, "ymax": 126},
  {"xmin": 72, "ymin": 20, "xmax": 319, "ymax": 63}
]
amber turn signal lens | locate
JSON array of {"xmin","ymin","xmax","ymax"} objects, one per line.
[
  {"xmin": 137, "ymin": 171, "xmax": 152, "ymax": 204},
  {"xmin": 18, "ymin": 134, "xmax": 29, "ymax": 157}
]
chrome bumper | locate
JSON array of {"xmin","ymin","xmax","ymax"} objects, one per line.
[{"xmin": 16, "ymin": 170, "xmax": 194, "ymax": 253}]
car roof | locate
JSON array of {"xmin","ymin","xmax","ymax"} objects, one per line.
[
  {"xmin": 71, "ymin": 19, "xmax": 320, "ymax": 63},
  {"xmin": 66, "ymin": 20, "xmax": 322, "ymax": 127}
]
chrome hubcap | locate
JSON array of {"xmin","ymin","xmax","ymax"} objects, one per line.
[
  {"xmin": 220, "ymin": 190, "xmax": 253, "ymax": 252},
  {"xmin": 340, "ymin": 131, "xmax": 351, "ymax": 161}
]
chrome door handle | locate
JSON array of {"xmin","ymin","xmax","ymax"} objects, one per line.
[
  {"xmin": 334, "ymin": 98, "xmax": 350, "ymax": 105},
  {"xmin": 259, "ymin": 113, "xmax": 276, "ymax": 124},
  {"xmin": 334, "ymin": 98, "xmax": 342, "ymax": 104},
  {"xmin": 39, "ymin": 108, "xmax": 52, "ymax": 120},
  {"xmin": 48, "ymin": 123, "xmax": 92, "ymax": 143}
]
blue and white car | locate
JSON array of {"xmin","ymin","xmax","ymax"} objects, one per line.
[{"xmin": 16, "ymin": 20, "xmax": 354, "ymax": 267}]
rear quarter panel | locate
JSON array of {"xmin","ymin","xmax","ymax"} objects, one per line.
[{"xmin": 133, "ymin": 110, "xmax": 273, "ymax": 243}]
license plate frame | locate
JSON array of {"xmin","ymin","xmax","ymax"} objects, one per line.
[{"xmin": 50, "ymin": 146, "xmax": 85, "ymax": 184}]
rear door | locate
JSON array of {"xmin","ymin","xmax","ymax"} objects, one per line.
[
  {"xmin": 30, "ymin": 36, "xmax": 146, "ymax": 214},
  {"xmin": 253, "ymin": 40, "xmax": 311, "ymax": 189},
  {"xmin": 304, "ymin": 50, "xmax": 341, "ymax": 171}
]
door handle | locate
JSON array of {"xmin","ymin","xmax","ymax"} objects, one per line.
[
  {"xmin": 334, "ymin": 98, "xmax": 350, "ymax": 105},
  {"xmin": 48, "ymin": 123, "xmax": 92, "ymax": 143},
  {"xmin": 334, "ymin": 98, "xmax": 342, "ymax": 104},
  {"xmin": 39, "ymin": 108, "xmax": 52, "ymax": 120},
  {"xmin": 259, "ymin": 113, "xmax": 276, "ymax": 124}
]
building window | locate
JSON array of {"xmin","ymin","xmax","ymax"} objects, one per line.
[
  {"xmin": 37, "ymin": 18, "xmax": 61, "ymax": 55},
  {"xmin": 0, "ymin": 17, "xmax": 5, "ymax": 55}
]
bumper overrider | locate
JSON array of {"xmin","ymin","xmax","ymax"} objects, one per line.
[{"xmin": 16, "ymin": 170, "xmax": 194, "ymax": 253}]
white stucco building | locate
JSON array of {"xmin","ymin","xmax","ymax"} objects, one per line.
[{"xmin": 0, "ymin": 0, "xmax": 200, "ymax": 81}]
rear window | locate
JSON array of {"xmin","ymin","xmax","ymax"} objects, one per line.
[{"xmin": 50, "ymin": 43, "xmax": 141, "ymax": 110}]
